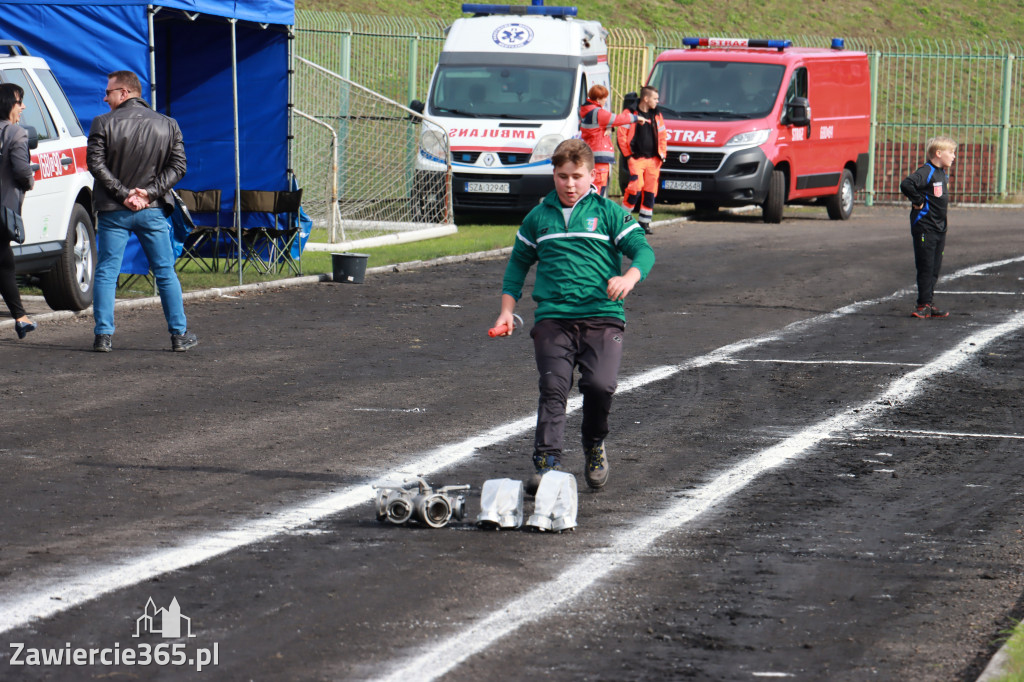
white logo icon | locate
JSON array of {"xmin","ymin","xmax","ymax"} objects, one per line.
[
  {"xmin": 492, "ymin": 23, "xmax": 534, "ymax": 49},
  {"xmin": 133, "ymin": 597, "xmax": 196, "ymax": 639}
]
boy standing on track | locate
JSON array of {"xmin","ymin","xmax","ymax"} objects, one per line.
[
  {"xmin": 900, "ymin": 136, "xmax": 957, "ymax": 319},
  {"xmin": 493, "ymin": 138, "xmax": 655, "ymax": 494}
]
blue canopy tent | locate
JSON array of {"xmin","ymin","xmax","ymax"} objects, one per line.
[{"xmin": 0, "ymin": 0, "xmax": 298, "ymax": 282}]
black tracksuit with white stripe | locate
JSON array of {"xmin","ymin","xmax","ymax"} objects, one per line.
[{"xmin": 900, "ymin": 161, "xmax": 949, "ymax": 306}]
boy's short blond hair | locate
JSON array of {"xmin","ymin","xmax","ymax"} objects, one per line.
[
  {"xmin": 551, "ymin": 138, "xmax": 595, "ymax": 171},
  {"xmin": 926, "ymin": 135, "xmax": 957, "ymax": 159}
]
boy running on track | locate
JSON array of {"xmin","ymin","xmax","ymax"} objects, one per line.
[{"xmin": 493, "ymin": 138, "xmax": 655, "ymax": 494}]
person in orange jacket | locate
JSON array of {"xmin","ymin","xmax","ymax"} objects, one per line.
[
  {"xmin": 578, "ymin": 84, "xmax": 643, "ymax": 197},
  {"xmin": 616, "ymin": 85, "xmax": 667, "ymax": 234}
]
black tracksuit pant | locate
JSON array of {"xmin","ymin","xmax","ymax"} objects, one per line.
[
  {"xmin": 911, "ymin": 227, "xmax": 945, "ymax": 306},
  {"xmin": 530, "ymin": 317, "xmax": 625, "ymax": 459}
]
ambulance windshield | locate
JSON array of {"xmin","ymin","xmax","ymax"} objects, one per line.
[
  {"xmin": 649, "ymin": 61, "xmax": 786, "ymax": 120},
  {"xmin": 429, "ymin": 65, "xmax": 575, "ymax": 120}
]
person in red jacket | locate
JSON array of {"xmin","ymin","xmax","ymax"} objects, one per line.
[
  {"xmin": 616, "ymin": 86, "xmax": 667, "ymax": 234},
  {"xmin": 578, "ymin": 84, "xmax": 642, "ymax": 197}
]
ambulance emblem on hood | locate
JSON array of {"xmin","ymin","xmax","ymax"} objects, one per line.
[{"xmin": 493, "ymin": 23, "xmax": 534, "ymax": 49}]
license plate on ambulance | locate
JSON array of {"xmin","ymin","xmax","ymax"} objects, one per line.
[
  {"xmin": 663, "ymin": 180, "xmax": 702, "ymax": 191},
  {"xmin": 465, "ymin": 182, "xmax": 510, "ymax": 194}
]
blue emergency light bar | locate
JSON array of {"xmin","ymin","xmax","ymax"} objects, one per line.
[
  {"xmin": 683, "ymin": 37, "xmax": 792, "ymax": 51},
  {"xmin": 462, "ymin": 3, "xmax": 578, "ymax": 16}
]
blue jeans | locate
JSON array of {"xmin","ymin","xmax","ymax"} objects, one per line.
[{"xmin": 93, "ymin": 208, "xmax": 187, "ymax": 336}]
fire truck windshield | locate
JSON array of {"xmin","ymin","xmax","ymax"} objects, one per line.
[{"xmin": 649, "ymin": 61, "xmax": 786, "ymax": 120}]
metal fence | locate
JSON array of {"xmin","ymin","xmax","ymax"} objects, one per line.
[{"xmin": 294, "ymin": 11, "xmax": 1024, "ymax": 205}]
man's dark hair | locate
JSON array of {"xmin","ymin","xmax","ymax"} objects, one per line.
[
  {"xmin": 640, "ymin": 85, "xmax": 659, "ymax": 100},
  {"xmin": 0, "ymin": 83, "xmax": 25, "ymax": 121},
  {"xmin": 108, "ymin": 70, "xmax": 142, "ymax": 95},
  {"xmin": 551, "ymin": 138, "xmax": 594, "ymax": 171}
]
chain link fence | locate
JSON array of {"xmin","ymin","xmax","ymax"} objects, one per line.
[
  {"xmin": 294, "ymin": 56, "xmax": 452, "ymax": 246},
  {"xmin": 294, "ymin": 12, "xmax": 1024, "ymax": 205}
]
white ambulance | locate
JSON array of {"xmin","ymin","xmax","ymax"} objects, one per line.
[
  {"xmin": 410, "ymin": 2, "xmax": 609, "ymax": 214},
  {"xmin": 2, "ymin": 40, "xmax": 95, "ymax": 310}
]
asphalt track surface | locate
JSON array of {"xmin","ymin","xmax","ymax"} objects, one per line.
[{"xmin": 1, "ymin": 205, "xmax": 1022, "ymax": 681}]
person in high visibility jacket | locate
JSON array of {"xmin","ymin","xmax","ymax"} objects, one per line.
[
  {"xmin": 578, "ymin": 84, "xmax": 642, "ymax": 197},
  {"xmin": 616, "ymin": 86, "xmax": 667, "ymax": 234}
]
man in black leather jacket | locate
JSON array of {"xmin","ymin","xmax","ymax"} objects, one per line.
[{"xmin": 87, "ymin": 70, "xmax": 197, "ymax": 352}]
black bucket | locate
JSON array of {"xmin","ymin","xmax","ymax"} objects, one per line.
[{"xmin": 331, "ymin": 252, "xmax": 369, "ymax": 283}]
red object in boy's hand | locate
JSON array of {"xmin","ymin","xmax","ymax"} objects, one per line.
[{"xmin": 488, "ymin": 313, "xmax": 523, "ymax": 337}]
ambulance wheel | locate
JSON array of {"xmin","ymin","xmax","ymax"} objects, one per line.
[
  {"xmin": 826, "ymin": 169, "xmax": 855, "ymax": 220},
  {"xmin": 411, "ymin": 171, "xmax": 446, "ymax": 223},
  {"xmin": 762, "ymin": 169, "xmax": 785, "ymax": 223},
  {"xmin": 40, "ymin": 204, "xmax": 95, "ymax": 311}
]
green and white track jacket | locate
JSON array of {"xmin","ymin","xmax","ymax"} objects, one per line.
[{"xmin": 502, "ymin": 189, "xmax": 655, "ymax": 322}]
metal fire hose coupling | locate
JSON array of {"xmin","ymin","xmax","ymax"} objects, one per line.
[{"xmin": 373, "ymin": 476, "xmax": 470, "ymax": 529}]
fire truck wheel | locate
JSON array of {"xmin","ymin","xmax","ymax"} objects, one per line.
[
  {"xmin": 826, "ymin": 169, "xmax": 855, "ymax": 220},
  {"xmin": 762, "ymin": 169, "xmax": 785, "ymax": 223}
]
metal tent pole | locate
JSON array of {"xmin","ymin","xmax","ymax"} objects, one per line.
[
  {"xmin": 287, "ymin": 24, "xmax": 298, "ymax": 273},
  {"xmin": 231, "ymin": 19, "xmax": 242, "ymax": 284},
  {"xmin": 147, "ymin": 6, "xmax": 157, "ymax": 109},
  {"xmin": 148, "ymin": 5, "xmax": 159, "ymax": 296}
]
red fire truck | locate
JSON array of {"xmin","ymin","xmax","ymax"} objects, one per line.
[{"xmin": 622, "ymin": 37, "xmax": 871, "ymax": 223}]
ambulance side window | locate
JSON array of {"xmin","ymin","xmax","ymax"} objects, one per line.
[
  {"xmin": 579, "ymin": 74, "xmax": 588, "ymax": 107},
  {"xmin": 0, "ymin": 68, "xmax": 58, "ymax": 141}
]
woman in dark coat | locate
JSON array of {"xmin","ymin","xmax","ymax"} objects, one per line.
[{"xmin": 0, "ymin": 82, "xmax": 36, "ymax": 338}]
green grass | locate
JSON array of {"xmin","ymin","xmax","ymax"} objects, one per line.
[
  {"xmin": 169, "ymin": 204, "xmax": 695, "ymax": 292},
  {"xmin": 296, "ymin": 0, "xmax": 1024, "ymax": 45},
  {"xmin": 989, "ymin": 620, "xmax": 1024, "ymax": 682},
  {"xmin": 172, "ymin": 217, "xmax": 518, "ymax": 291},
  {"xmin": 15, "ymin": 205, "xmax": 693, "ymax": 302}
]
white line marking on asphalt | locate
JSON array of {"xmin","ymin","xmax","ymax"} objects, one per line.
[
  {"xmin": 943, "ymin": 256, "xmax": 1024, "ymax": 280},
  {"xmin": 854, "ymin": 428, "xmax": 1024, "ymax": 440},
  {"xmin": 0, "ymin": 257, "xmax": 1020, "ymax": 637},
  {"xmin": 353, "ymin": 407, "xmax": 428, "ymax": 413},
  {"xmin": 375, "ymin": 311, "xmax": 1024, "ymax": 682},
  {"xmin": 734, "ymin": 359, "xmax": 923, "ymax": 367},
  {"xmin": 934, "ymin": 290, "xmax": 1020, "ymax": 295}
]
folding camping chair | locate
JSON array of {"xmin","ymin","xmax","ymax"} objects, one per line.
[
  {"xmin": 265, "ymin": 188, "xmax": 303, "ymax": 275},
  {"xmin": 175, "ymin": 189, "xmax": 222, "ymax": 272},
  {"xmin": 228, "ymin": 189, "xmax": 278, "ymax": 274}
]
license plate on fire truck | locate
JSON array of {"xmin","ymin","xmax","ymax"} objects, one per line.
[{"xmin": 663, "ymin": 180, "xmax": 702, "ymax": 191}]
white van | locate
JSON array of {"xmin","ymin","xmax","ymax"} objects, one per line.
[
  {"xmin": 411, "ymin": 2, "xmax": 608, "ymax": 214},
  {"xmin": 2, "ymin": 40, "xmax": 95, "ymax": 310}
]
